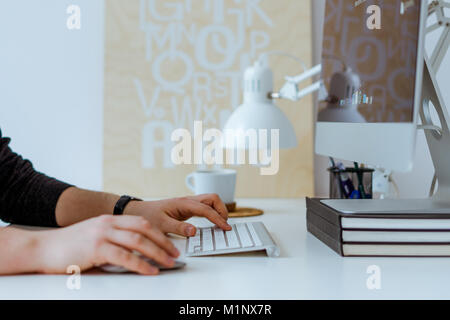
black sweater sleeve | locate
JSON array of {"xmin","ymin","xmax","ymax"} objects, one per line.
[{"xmin": 0, "ymin": 129, "xmax": 73, "ymax": 227}]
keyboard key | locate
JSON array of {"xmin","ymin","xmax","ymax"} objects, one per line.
[
  {"xmin": 225, "ymin": 228, "xmax": 240, "ymax": 249},
  {"xmin": 202, "ymin": 228, "xmax": 214, "ymax": 252},
  {"xmin": 188, "ymin": 230, "xmax": 201, "ymax": 253},
  {"xmin": 214, "ymin": 228, "xmax": 227, "ymax": 250},
  {"xmin": 236, "ymin": 223, "xmax": 254, "ymax": 248},
  {"xmin": 246, "ymin": 223, "xmax": 263, "ymax": 246}
]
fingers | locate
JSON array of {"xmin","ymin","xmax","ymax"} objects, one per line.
[
  {"xmin": 111, "ymin": 215, "xmax": 179, "ymax": 258},
  {"xmin": 99, "ymin": 243, "xmax": 159, "ymax": 275},
  {"xmin": 161, "ymin": 218, "xmax": 197, "ymax": 237},
  {"xmin": 106, "ymin": 229, "xmax": 176, "ymax": 268},
  {"xmin": 189, "ymin": 194, "xmax": 229, "ymax": 221},
  {"xmin": 184, "ymin": 199, "xmax": 231, "ymax": 231}
]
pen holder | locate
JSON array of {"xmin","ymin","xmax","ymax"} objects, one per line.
[{"xmin": 328, "ymin": 166, "xmax": 374, "ymax": 199}]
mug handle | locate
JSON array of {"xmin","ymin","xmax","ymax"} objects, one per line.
[{"xmin": 185, "ymin": 173, "xmax": 195, "ymax": 192}]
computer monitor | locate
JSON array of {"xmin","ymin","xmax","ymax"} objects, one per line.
[{"xmin": 315, "ymin": 0, "xmax": 427, "ymax": 172}]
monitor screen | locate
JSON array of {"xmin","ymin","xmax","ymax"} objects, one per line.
[{"xmin": 319, "ymin": 0, "xmax": 422, "ymax": 123}]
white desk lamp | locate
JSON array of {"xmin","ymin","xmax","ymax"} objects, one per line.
[
  {"xmin": 223, "ymin": 57, "xmax": 298, "ymax": 149},
  {"xmin": 316, "ymin": 59, "xmax": 367, "ymax": 123}
]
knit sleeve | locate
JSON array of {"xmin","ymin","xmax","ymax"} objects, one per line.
[{"xmin": 0, "ymin": 130, "xmax": 73, "ymax": 227}]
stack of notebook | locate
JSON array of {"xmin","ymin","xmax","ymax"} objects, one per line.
[{"xmin": 306, "ymin": 197, "xmax": 450, "ymax": 257}]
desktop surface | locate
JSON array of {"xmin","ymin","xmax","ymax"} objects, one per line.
[{"xmin": 1, "ymin": 198, "xmax": 450, "ymax": 300}]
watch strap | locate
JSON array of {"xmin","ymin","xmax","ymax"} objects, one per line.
[{"xmin": 113, "ymin": 195, "xmax": 143, "ymax": 216}]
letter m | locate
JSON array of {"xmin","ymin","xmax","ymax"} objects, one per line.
[{"xmin": 143, "ymin": 23, "xmax": 176, "ymax": 60}]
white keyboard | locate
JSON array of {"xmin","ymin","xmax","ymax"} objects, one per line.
[{"xmin": 185, "ymin": 222, "xmax": 280, "ymax": 257}]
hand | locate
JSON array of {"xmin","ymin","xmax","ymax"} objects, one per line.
[
  {"xmin": 124, "ymin": 194, "xmax": 232, "ymax": 237},
  {"xmin": 36, "ymin": 215, "xmax": 180, "ymax": 275}
]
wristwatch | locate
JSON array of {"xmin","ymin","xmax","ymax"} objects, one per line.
[{"xmin": 113, "ymin": 195, "xmax": 143, "ymax": 215}]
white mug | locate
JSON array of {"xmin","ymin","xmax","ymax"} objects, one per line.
[{"xmin": 185, "ymin": 169, "xmax": 236, "ymax": 204}]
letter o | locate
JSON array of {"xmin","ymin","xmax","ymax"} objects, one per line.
[
  {"xmin": 152, "ymin": 51, "xmax": 193, "ymax": 90},
  {"xmin": 195, "ymin": 26, "xmax": 237, "ymax": 71}
]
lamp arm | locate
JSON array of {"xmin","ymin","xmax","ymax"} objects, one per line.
[
  {"xmin": 284, "ymin": 64, "xmax": 322, "ymax": 84},
  {"xmin": 296, "ymin": 81, "xmax": 323, "ymax": 100},
  {"xmin": 270, "ymin": 64, "xmax": 325, "ymax": 102}
]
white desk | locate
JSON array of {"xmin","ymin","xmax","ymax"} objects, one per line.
[{"xmin": 1, "ymin": 198, "xmax": 450, "ymax": 300}]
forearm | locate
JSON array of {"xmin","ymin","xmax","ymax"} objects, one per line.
[
  {"xmin": 0, "ymin": 227, "xmax": 42, "ymax": 275},
  {"xmin": 55, "ymin": 187, "xmax": 120, "ymax": 227}
]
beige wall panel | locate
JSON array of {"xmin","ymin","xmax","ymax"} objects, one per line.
[{"xmin": 104, "ymin": 0, "xmax": 314, "ymax": 198}]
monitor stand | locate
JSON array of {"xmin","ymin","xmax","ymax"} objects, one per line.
[{"xmin": 324, "ymin": 57, "xmax": 450, "ymax": 214}]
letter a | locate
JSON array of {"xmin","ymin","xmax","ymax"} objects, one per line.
[
  {"xmin": 366, "ymin": 5, "xmax": 381, "ymax": 30},
  {"xmin": 366, "ymin": 265, "xmax": 381, "ymax": 290},
  {"xmin": 67, "ymin": 5, "xmax": 81, "ymax": 30}
]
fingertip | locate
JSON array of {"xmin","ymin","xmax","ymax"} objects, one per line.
[
  {"xmin": 146, "ymin": 265, "xmax": 159, "ymax": 275},
  {"xmin": 185, "ymin": 225, "xmax": 196, "ymax": 237},
  {"xmin": 166, "ymin": 257, "xmax": 175, "ymax": 267}
]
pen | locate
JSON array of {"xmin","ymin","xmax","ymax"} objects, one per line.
[
  {"xmin": 337, "ymin": 163, "xmax": 355, "ymax": 199},
  {"xmin": 354, "ymin": 162, "xmax": 366, "ymax": 199}
]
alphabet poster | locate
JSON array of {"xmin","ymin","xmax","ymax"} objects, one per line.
[{"xmin": 104, "ymin": 0, "xmax": 314, "ymax": 198}]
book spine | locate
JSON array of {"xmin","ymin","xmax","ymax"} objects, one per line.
[
  {"xmin": 307, "ymin": 222, "xmax": 343, "ymax": 256},
  {"xmin": 306, "ymin": 198, "xmax": 342, "ymax": 226},
  {"xmin": 306, "ymin": 210, "xmax": 342, "ymax": 242}
]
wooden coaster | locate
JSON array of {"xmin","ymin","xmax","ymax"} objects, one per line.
[{"xmin": 228, "ymin": 207, "xmax": 264, "ymax": 218}]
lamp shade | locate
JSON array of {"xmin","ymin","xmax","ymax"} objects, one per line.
[{"xmin": 223, "ymin": 60, "xmax": 298, "ymax": 149}]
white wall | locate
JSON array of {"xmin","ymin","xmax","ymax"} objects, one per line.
[
  {"xmin": 0, "ymin": 0, "xmax": 104, "ymax": 191},
  {"xmin": 312, "ymin": 0, "xmax": 450, "ymax": 199}
]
